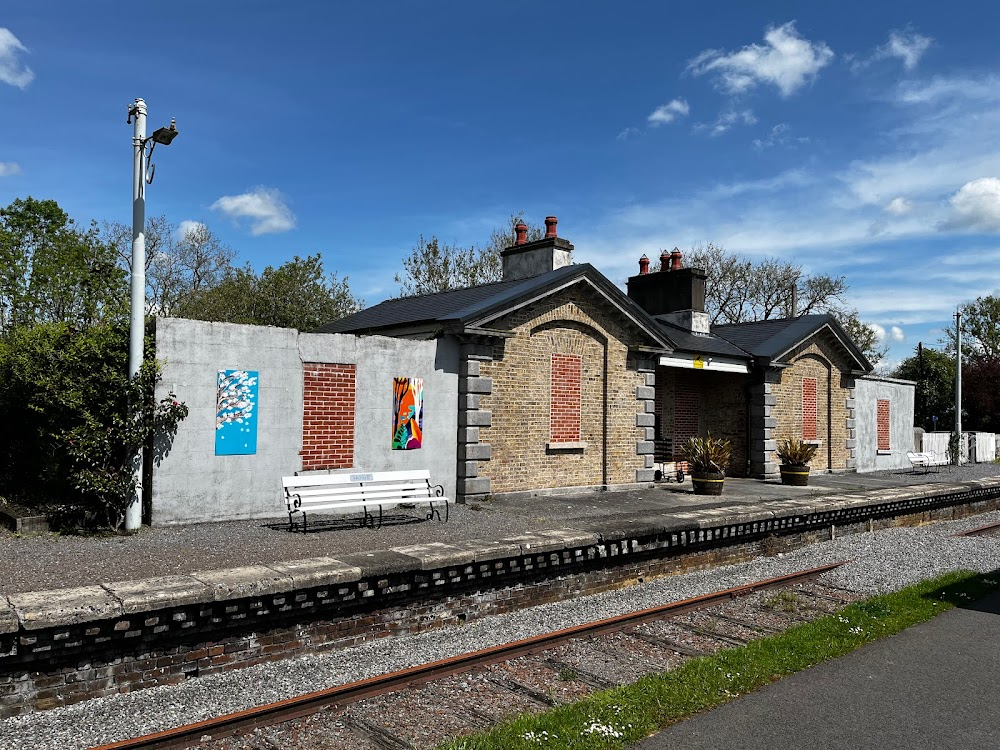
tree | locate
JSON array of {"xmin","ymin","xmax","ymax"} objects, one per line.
[
  {"xmin": 892, "ymin": 344, "xmax": 956, "ymax": 431},
  {"xmin": 0, "ymin": 197, "xmax": 125, "ymax": 332},
  {"xmin": 175, "ymin": 254, "xmax": 364, "ymax": 331},
  {"xmin": 103, "ymin": 216, "xmax": 235, "ymax": 315},
  {"xmin": 395, "ymin": 212, "xmax": 543, "ymax": 296},
  {"xmin": 688, "ymin": 243, "xmax": 886, "ymax": 366},
  {"xmin": 937, "ymin": 294, "xmax": 1000, "ymax": 361},
  {"xmin": 0, "ymin": 322, "xmax": 187, "ymax": 530}
]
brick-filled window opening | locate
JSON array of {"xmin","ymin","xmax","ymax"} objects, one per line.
[
  {"xmin": 877, "ymin": 399, "xmax": 891, "ymax": 451},
  {"xmin": 550, "ymin": 353, "xmax": 582, "ymax": 442},
  {"xmin": 302, "ymin": 363, "xmax": 356, "ymax": 470},
  {"xmin": 802, "ymin": 377, "xmax": 818, "ymax": 440}
]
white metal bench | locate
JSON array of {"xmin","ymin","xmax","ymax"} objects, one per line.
[
  {"xmin": 906, "ymin": 451, "xmax": 940, "ymax": 473},
  {"xmin": 282, "ymin": 470, "xmax": 449, "ymax": 532}
]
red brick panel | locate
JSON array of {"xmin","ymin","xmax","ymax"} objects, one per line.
[
  {"xmin": 301, "ymin": 363, "xmax": 356, "ymax": 470},
  {"xmin": 802, "ymin": 377, "xmax": 818, "ymax": 440},
  {"xmin": 877, "ymin": 399, "xmax": 891, "ymax": 451},
  {"xmin": 550, "ymin": 353, "xmax": 582, "ymax": 442},
  {"xmin": 673, "ymin": 377, "xmax": 700, "ymax": 447}
]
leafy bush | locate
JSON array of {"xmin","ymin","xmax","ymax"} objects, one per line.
[
  {"xmin": 0, "ymin": 322, "xmax": 187, "ymax": 531},
  {"xmin": 683, "ymin": 434, "xmax": 731, "ymax": 475},
  {"xmin": 776, "ymin": 436, "xmax": 819, "ymax": 466}
]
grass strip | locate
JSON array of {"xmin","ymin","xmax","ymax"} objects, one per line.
[{"xmin": 439, "ymin": 569, "xmax": 1000, "ymax": 750}]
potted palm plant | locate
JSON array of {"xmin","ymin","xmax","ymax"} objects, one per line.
[
  {"xmin": 683, "ymin": 434, "xmax": 731, "ymax": 495},
  {"xmin": 776, "ymin": 436, "xmax": 818, "ymax": 486}
]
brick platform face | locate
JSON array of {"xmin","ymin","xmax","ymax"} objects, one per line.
[
  {"xmin": 771, "ymin": 335, "xmax": 854, "ymax": 471},
  {"xmin": 478, "ymin": 287, "xmax": 647, "ymax": 493},
  {"xmin": 301, "ymin": 363, "xmax": 356, "ymax": 471}
]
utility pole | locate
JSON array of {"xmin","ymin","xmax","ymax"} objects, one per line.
[
  {"xmin": 955, "ymin": 309, "xmax": 962, "ymax": 464},
  {"xmin": 125, "ymin": 99, "xmax": 178, "ymax": 531}
]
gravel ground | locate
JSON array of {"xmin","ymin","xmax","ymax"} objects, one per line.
[
  {"xmin": 1, "ymin": 464, "xmax": 997, "ymax": 596},
  {"xmin": 3, "ymin": 502, "xmax": 999, "ymax": 750}
]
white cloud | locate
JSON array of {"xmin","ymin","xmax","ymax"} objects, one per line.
[
  {"xmin": 890, "ymin": 325, "xmax": 905, "ymax": 341},
  {"xmin": 885, "ymin": 197, "xmax": 912, "ymax": 215},
  {"xmin": 943, "ymin": 178, "xmax": 1000, "ymax": 232},
  {"xmin": 176, "ymin": 220, "xmax": 206, "ymax": 240},
  {"xmin": 616, "ymin": 126, "xmax": 641, "ymax": 141},
  {"xmin": 687, "ymin": 22, "xmax": 833, "ymax": 97},
  {"xmin": 0, "ymin": 28, "xmax": 33, "ymax": 89},
  {"xmin": 647, "ymin": 99, "xmax": 690, "ymax": 126},
  {"xmin": 697, "ymin": 109, "xmax": 757, "ymax": 137},
  {"xmin": 211, "ymin": 187, "xmax": 295, "ymax": 235},
  {"xmin": 869, "ymin": 323, "xmax": 887, "ymax": 342},
  {"xmin": 0, "ymin": 161, "xmax": 21, "ymax": 177},
  {"xmin": 895, "ymin": 75, "xmax": 1000, "ymax": 106},
  {"xmin": 876, "ymin": 29, "xmax": 933, "ymax": 71}
]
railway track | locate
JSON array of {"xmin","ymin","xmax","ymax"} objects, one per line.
[
  {"xmin": 91, "ymin": 562, "xmax": 852, "ymax": 750},
  {"xmin": 955, "ymin": 521, "xmax": 1000, "ymax": 538}
]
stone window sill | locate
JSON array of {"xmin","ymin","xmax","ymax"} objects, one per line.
[
  {"xmin": 803, "ymin": 439, "xmax": 822, "ymax": 447},
  {"xmin": 877, "ymin": 449, "xmax": 891, "ymax": 455},
  {"xmin": 546, "ymin": 441, "xmax": 587, "ymax": 452}
]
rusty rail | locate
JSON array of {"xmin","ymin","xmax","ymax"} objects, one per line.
[
  {"xmin": 90, "ymin": 561, "xmax": 846, "ymax": 750},
  {"xmin": 954, "ymin": 521, "xmax": 1000, "ymax": 537}
]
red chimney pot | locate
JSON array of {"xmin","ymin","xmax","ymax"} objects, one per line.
[
  {"xmin": 638, "ymin": 254, "xmax": 650, "ymax": 275},
  {"xmin": 514, "ymin": 220, "xmax": 528, "ymax": 246},
  {"xmin": 670, "ymin": 248, "xmax": 682, "ymax": 271},
  {"xmin": 659, "ymin": 249, "xmax": 671, "ymax": 272},
  {"xmin": 544, "ymin": 216, "xmax": 558, "ymax": 238}
]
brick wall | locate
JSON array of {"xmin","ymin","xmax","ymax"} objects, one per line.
[
  {"xmin": 877, "ymin": 399, "xmax": 890, "ymax": 451},
  {"xmin": 301, "ymin": 363, "xmax": 356, "ymax": 470},
  {"xmin": 771, "ymin": 334, "xmax": 855, "ymax": 471},
  {"xmin": 478, "ymin": 287, "xmax": 648, "ymax": 493},
  {"xmin": 550, "ymin": 354, "xmax": 582, "ymax": 442}
]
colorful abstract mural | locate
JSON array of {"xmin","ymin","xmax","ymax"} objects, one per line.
[
  {"xmin": 216, "ymin": 369, "xmax": 259, "ymax": 455},
  {"xmin": 392, "ymin": 377, "xmax": 423, "ymax": 450}
]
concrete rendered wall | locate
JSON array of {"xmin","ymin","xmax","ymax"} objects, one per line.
[
  {"xmin": 855, "ymin": 376, "xmax": 915, "ymax": 472},
  {"xmin": 152, "ymin": 318, "xmax": 459, "ymax": 525}
]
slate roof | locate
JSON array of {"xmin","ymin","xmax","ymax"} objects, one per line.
[
  {"xmin": 653, "ymin": 318, "xmax": 751, "ymax": 360},
  {"xmin": 318, "ymin": 269, "xmax": 871, "ymax": 373},
  {"xmin": 317, "ymin": 264, "xmax": 675, "ymax": 350},
  {"xmin": 713, "ymin": 313, "xmax": 871, "ymax": 371}
]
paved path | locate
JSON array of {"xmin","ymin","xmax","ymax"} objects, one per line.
[{"xmin": 636, "ymin": 589, "xmax": 1000, "ymax": 750}]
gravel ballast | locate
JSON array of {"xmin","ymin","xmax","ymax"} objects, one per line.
[{"xmin": 2, "ymin": 504, "xmax": 999, "ymax": 750}]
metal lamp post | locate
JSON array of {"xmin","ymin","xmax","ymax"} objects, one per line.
[
  {"xmin": 955, "ymin": 309, "xmax": 962, "ymax": 465},
  {"xmin": 125, "ymin": 98, "xmax": 178, "ymax": 532}
]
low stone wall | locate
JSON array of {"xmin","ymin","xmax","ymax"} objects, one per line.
[{"xmin": 3, "ymin": 478, "xmax": 1000, "ymax": 718}]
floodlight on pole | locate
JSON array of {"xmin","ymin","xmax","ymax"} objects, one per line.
[
  {"xmin": 125, "ymin": 98, "xmax": 178, "ymax": 532},
  {"xmin": 955, "ymin": 308, "xmax": 962, "ymax": 465}
]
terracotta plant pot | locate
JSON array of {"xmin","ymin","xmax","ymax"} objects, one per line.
[
  {"xmin": 779, "ymin": 464, "xmax": 810, "ymax": 486},
  {"xmin": 691, "ymin": 471, "xmax": 725, "ymax": 495}
]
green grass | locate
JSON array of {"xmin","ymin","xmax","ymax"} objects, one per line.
[{"xmin": 438, "ymin": 570, "xmax": 1000, "ymax": 750}]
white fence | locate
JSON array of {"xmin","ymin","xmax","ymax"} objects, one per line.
[{"xmin": 920, "ymin": 432, "xmax": 997, "ymax": 464}]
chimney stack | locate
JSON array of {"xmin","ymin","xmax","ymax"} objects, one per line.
[
  {"xmin": 501, "ymin": 214, "xmax": 574, "ymax": 281},
  {"xmin": 626, "ymin": 243, "xmax": 709, "ymax": 333}
]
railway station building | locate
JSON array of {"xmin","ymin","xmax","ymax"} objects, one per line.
[{"xmin": 151, "ymin": 216, "xmax": 910, "ymax": 523}]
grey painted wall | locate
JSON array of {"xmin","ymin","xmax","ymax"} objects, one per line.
[
  {"xmin": 855, "ymin": 375, "xmax": 915, "ymax": 472},
  {"xmin": 152, "ymin": 318, "xmax": 459, "ymax": 525}
]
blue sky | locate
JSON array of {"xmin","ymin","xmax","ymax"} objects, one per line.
[{"xmin": 2, "ymin": 2, "xmax": 999, "ymax": 369}]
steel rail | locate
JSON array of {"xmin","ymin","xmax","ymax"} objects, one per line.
[
  {"xmin": 954, "ymin": 521, "xmax": 1000, "ymax": 537},
  {"xmin": 90, "ymin": 561, "xmax": 846, "ymax": 750}
]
